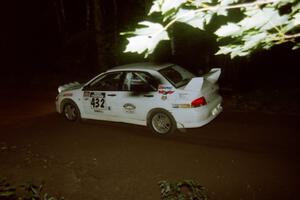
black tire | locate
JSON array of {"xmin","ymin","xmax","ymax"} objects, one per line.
[
  {"xmin": 147, "ymin": 109, "xmax": 177, "ymax": 135},
  {"xmin": 63, "ymin": 101, "xmax": 81, "ymax": 121}
]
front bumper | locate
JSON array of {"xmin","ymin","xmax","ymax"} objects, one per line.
[{"xmin": 55, "ymin": 95, "xmax": 62, "ymax": 113}]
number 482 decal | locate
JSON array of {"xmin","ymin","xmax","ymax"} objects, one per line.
[{"xmin": 90, "ymin": 93, "xmax": 105, "ymax": 109}]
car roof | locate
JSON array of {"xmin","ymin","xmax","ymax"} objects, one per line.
[{"xmin": 107, "ymin": 62, "xmax": 174, "ymax": 72}]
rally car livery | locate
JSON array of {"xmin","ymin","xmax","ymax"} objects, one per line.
[{"xmin": 56, "ymin": 63, "xmax": 222, "ymax": 135}]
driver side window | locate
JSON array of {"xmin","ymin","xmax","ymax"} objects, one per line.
[{"xmin": 88, "ymin": 72, "xmax": 124, "ymax": 91}]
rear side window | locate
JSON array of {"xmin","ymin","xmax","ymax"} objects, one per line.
[
  {"xmin": 123, "ymin": 72, "xmax": 158, "ymax": 92},
  {"xmin": 159, "ymin": 65, "xmax": 195, "ymax": 88}
]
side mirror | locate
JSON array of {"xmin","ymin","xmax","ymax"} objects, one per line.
[{"xmin": 82, "ymin": 85, "xmax": 90, "ymax": 91}]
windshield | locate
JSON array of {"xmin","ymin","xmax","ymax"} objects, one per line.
[{"xmin": 159, "ymin": 65, "xmax": 195, "ymax": 88}]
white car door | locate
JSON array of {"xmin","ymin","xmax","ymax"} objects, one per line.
[
  {"xmin": 81, "ymin": 72, "xmax": 124, "ymax": 120},
  {"xmin": 113, "ymin": 71, "xmax": 161, "ymax": 123}
]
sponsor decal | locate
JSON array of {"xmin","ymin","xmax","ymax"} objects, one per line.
[
  {"xmin": 172, "ymin": 104, "xmax": 191, "ymax": 108},
  {"xmin": 159, "ymin": 85, "xmax": 174, "ymax": 100},
  {"xmin": 158, "ymin": 85, "xmax": 174, "ymax": 94},
  {"xmin": 90, "ymin": 92, "xmax": 106, "ymax": 111},
  {"xmin": 63, "ymin": 93, "xmax": 73, "ymax": 97},
  {"xmin": 123, "ymin": 103, "xmax": 136, "ymax": 113},
  {"xmin": 158, "ymin": 85, "xmax": 174, "ymax": 95}
]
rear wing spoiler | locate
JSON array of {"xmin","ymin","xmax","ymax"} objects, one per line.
[
  {"xmin": 184, "ymin": 68, "xmax": 221, "ymax": 91},
  {"xmin": 203, "ymin": 68, "xmax": 221, "ymax": 84}
]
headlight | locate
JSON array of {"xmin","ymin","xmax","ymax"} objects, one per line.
[{"xmin": 58, "ymin": 86, "xmax": 63, "ymax": 93}]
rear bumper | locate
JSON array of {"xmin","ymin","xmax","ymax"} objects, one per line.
[{"xmin": 171, "ymin": 96, "xmax": 223, "ymax": 128}]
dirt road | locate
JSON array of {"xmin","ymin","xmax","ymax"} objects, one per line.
[{"xmin": 0, "ymin": 91, "xmax": 299, "ymax": 200}]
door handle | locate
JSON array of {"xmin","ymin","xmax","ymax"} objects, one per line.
[
  {"xmin": 107, "ymin": 94, "xmax": 116, "ymax": 96},
  {"xmin": 144, "ymin": 94, "xmax": 154, "ymax": 97}
]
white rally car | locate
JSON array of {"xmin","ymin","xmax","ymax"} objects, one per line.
[{"xmin": 56, "ymin": 63, "xmax": 222, "ymax": 135}]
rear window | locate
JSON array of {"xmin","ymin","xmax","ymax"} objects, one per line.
[{"xmin": 159, "ymin": 65, "xmax": 195, "ymax": 88}]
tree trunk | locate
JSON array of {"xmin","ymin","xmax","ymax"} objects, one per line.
[
  {"xmin": 112, "ymin": 0, "xmax": 118, "ymax": 65},
  {"xmin": 169, "ymin": 26, "xmax": 176, "ymax": 56},
  {"xmin": 91, "ymin": 0, "xmax": 106, "ymax": 71},
  {"xmin": 53, "ymin": 0, "xmax": 67, "ymax": 43},
  {"xmin": 86, "ymin": 0, "xmax": 91, "ymax": 30}
]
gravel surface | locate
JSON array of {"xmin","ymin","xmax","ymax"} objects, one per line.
[{"xmin": 0, "ymin": 89, "xmax": 299, "ymax": 200}]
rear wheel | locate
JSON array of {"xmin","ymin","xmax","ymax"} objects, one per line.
[
  {"xmin": 63, "ymin": 102, "xmax": 80, "ymax": 121},
  {"xmin": 148, "ymin": 109, "xmax": 176, "ymax": 135}
]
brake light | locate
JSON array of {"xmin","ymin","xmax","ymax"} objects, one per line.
[{"xmin": 191, "ymin": 97, "xmax": 207, "ymax": 107}]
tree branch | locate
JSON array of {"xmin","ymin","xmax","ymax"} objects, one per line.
[
  {"xmin": 269, "ymin": 32, "xmax": 300, "ymax": 44},
  {"xmin": 284, "ymin": 33, "xmax": 300, "ymax": 39},
  {"xmin": 164, "ymin": 0, "xmax": 278, "ymax": 31},
  {"xmin": 208, "ymin": 0, "xmax": 278, "ymax": 11}
]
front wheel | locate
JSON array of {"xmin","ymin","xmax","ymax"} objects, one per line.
[
  {"xmin": 63, "ymin": 102, "xmax": 80, "ymax": 121},
  {"xmin": 148, "ymin": 109, "xmax": 177, "ymax": 135}
]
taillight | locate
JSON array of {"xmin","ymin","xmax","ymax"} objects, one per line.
[{"xmin": 191, "ymin": 97, "xmax": 207, "ymax": 107}]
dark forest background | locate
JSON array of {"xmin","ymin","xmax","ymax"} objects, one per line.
[{"xmin": 1, "ymin": 0, "xmax": 299, "ymax": 91}]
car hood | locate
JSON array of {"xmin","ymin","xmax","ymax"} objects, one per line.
[{"xmin": 58, "ymin": 82, "xmax": 83, "ymax": 93}]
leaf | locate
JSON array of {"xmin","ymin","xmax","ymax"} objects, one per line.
[
  {"xmin": 204, "ymin": 10, "xmax": 214, "ymax": 25},
  {"xmin": 215, "ymin": 23, "xmax": 241, "ymax": 37},
  {"xmin": 293, "ymin": 13, "xmax": 300, "ymax": 26},
  {"xmin": 292, "ymin": 43, "xmax": 300, "ymax": 50},
  {"xmin": 124, "ymin": 21, "xmax": 169, "ymax": 57},
  {"xmin": 163, "ymin": 9, "xmax": 177, "ymax": 22},
  {"xmin": 262, "ymin": 42, "xmax": 273, "ymax": 50},
  {"xmin": 239, "ymin": 8, "xmax": 288, "ymax": 31},
  {"xmin": 216, "ymin": 0, "xmax": 239, "ymax": 15},
  {"xmin": 292, "ymin": 1, "xmax": 300, "ymax": 14},
  {"xmin": 260, "ymin": 14, "xmax": 288, "ymax": 31},
  {"xmin": 219, "ymin": 0, "xmax": 239, "ymax": 6},
  {"xmin": 175, "ymin": 9, "xmax": 206, "ymax": 29},
  {"xmin": 216, "ymin": 7, "xmax": 228, "ymax": 16},
  {"xmin": 242, "ymin": 32, "xmax": 267, "ymax": 50},
  {"xmin": 148, "ymin": 0, "xmax": 161, "ymax": 15},
  {"xmin": 149, "ymin": 0, "xmax": 186, "ymax": 15},
  {"xmin": 230, "ymin": 49, "xmax": 249, "ymax": 58},
  {"xmin": 161, "ymin": 0, "xmax": 186, "ymax": 14},
  {"xmin": 189, "ymin": 0, "xmax": 212, "ymax": 7},
  {"xmin": 282, "ymin": 12, "xmax": 300, "ymax": 32},
  {"xmin": 216, "ymin": 45, "xmax": 249, "ymax": 58},
  {"xmin": 215, "ymin": 46, "xmax": 234, "ymax": 55}
]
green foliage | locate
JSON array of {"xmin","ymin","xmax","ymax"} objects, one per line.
[
  {"xmin": 159, "ymin": 180, "xmax": 208, "ymax": 200},
  {"xmin": 122, "ymin": 0, "xmax": 300, "ymax": 58},
  {"xmin": 121, "ymin": 21, "xmax": 169, "ymax": 57},
  {"xmin": 0, "ymin": 179, "xmax": 63, "ymax": 200}
]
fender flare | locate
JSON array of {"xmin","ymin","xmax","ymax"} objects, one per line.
[
  {"xmin": 146, "ymin": 108, "xmax": 177, "ymax": 128},
  {"xmin": 60, "ymin": 98, "xmax": 78, "ymax": 113}
]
